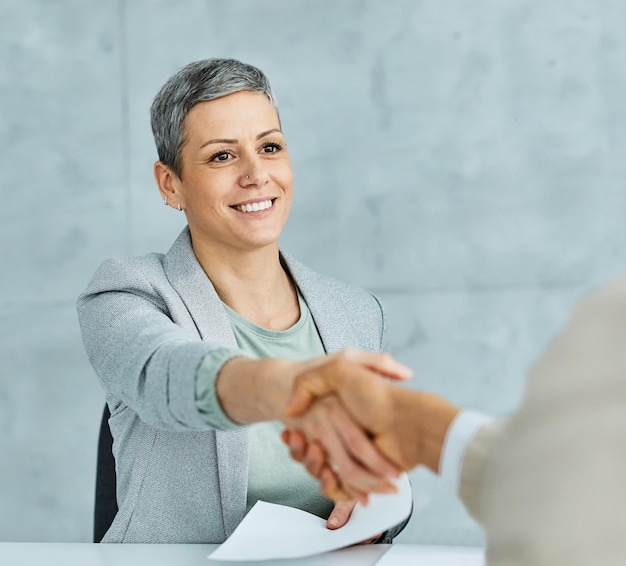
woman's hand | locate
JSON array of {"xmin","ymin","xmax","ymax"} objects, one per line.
[
  {"xmin": 282, "ymin": 431, "xmax": 345, "ymax": 498},
  {"xmin": 327, "ymin": 499, "xmax": 357, "ymax": 529},
  {"xmin": 282, "ymin": 394, "xmax": 400, "ymax": 503}
]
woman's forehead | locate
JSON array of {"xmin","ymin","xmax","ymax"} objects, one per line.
[
  {"xmin": 187, "ymin": 91, "xmax": 278, "ymax": 122},
  {"xmin": 185, "ymin": 92, "xmax": 279, "ymax": 138}
]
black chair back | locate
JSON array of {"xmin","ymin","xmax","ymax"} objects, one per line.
[{"xmin": 94, "ymin": 404, "xmax": 118, "ymax": 543}]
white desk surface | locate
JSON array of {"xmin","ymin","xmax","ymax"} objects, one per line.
[{"xmin": 0, "ymin": 542, "xmax": 484, "ymax": 565}]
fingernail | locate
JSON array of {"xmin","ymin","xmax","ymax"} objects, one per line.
[{"xmin": 328, "ymin": 517, "xmax": 339, "ymax": 527}]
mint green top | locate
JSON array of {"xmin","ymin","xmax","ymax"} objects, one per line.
[{"xmin": 195, "ymin": 293, "xmax": 334, "ymax": 518}]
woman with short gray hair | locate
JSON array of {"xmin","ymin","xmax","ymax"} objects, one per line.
[{"xmin": 77, "ymin": 58, "xmax": 411, "ymax": 544}]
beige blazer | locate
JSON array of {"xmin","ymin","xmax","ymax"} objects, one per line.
[{"xmin": 459, "ymin": 276, "xmax": 626, "ymax": 565}]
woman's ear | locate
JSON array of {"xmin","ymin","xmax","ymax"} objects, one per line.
[{"xmin": 154, "ymin": 161, "xmax": 183, "ymax": 209}]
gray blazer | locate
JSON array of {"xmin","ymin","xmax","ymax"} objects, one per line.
[{"xmin": 77, "ymin": 227, "xmax": 390, "ymax": 543}]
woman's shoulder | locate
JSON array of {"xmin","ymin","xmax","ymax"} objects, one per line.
[
  {"xmin": 282, "ymin": 252, "xmax": 386, "ymax": 350},
  {"xmin": 281, "ymin": 252, "xmax": 384, "ymax": 316},
  {"xmin": 79, "ymin": 251, "xmax": 168, "ymax": 298}
]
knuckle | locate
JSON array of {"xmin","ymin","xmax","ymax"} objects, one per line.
[
  {"xmin": 340, "ymin": 459, "xmax": 359, "ymax": 480},
  {"xmin": 311, "ymin": 442, "xmax": 326, "ymax": 460},
  {"xmin": 342, "ymin": 348, "xmax": 355, "ymax": 360},
  {"xmin": 320, "ymin": 398, "xmax": 336, "ymax": 418},
  {"xmin": 342, "ymin": 431, "xmax": 361, "ymax": 453},
  {"xmin": 325, "ymin": 397, "xmax": 340, "ymax": 416},
  {"xmin": 310, "ymin": 423, "xmax": 323, "ymax": 439},
  {"xmin": 337, "ymin": 349, "xmax": 354, "ymax": 364},
  {"xmin": 305, "ymin": 461, "xmax": 318, "ymax": 476},
  {"xmin": 332, "ymin": 358, "xmax": 348, "ymax": 373},
  {"xmin": 380, "ymin": 352, "xmax": 393, "ymax": 365}
]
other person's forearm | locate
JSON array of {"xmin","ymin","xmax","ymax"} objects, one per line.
[{"xmin": 390, "ymin": 389, "xmax": 460, "ymax": 473}]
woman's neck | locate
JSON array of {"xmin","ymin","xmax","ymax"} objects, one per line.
[{"xmin": 192, "ymin": 239, "xmax": 300, "ymax": 330}]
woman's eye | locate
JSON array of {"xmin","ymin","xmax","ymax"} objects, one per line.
[
  {"xmin": 262, "ymin": 142, "xmax": 283, "ymax": 154},
  {"xmin": 209, "ymin": 151, "xmax": 232, "ymax": 162}
]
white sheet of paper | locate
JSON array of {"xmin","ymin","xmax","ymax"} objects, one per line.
[
  {"xmin": 377, "ymin": 544, "xmax": 485, "ymax": 565},
  {"xmin": 208, "ymin": 473, "xmax": 412, "ymax": 561}
]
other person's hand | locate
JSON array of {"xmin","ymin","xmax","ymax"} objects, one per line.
[
  {"xmin": 280, "ymin": 350, "xmax": 411, "ymax": 502},
  {"xmin": 283, "ymin": 359, "xmax": 460, "ymax": 499}
]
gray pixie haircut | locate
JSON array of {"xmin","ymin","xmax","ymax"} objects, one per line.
[{"xmin": 150, "ymin": 58, "xmax": 279, "ymax": 177}]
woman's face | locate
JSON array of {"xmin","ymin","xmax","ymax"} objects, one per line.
[{"xmin": 176, "ymin": 91, "xmax": 293, "ymax": 254}]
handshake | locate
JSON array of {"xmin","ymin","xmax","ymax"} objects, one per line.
[{"xmin": 279, "ymin": 350, "xmax": 461, "ymax": 505}]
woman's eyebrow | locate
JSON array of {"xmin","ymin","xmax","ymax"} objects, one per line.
[
  {"xmin": 198, "ymin": 129, "xmax": 282, "ymax": 150},
  {"xmin": 256, "ymin": 128, "xmax": 282, "ymax": 139},
  {"xmin": 199, "ymin": 138, "xmax": 236, "ymax": 149}
]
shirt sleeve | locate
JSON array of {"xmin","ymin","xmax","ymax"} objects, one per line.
[
  {"xmin": 439, "ymin": 410, "xmax": 495, "ymax": 493},
  {"xmin": 194, "ymin": 347, "xmax": 254, "ymax": 431}
]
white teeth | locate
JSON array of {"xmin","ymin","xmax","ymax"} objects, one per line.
[{"xmin": 236, "ymin": 199, "xmax": 273, "ymax": 213}]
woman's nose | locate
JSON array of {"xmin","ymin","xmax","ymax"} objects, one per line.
[{"xmin": 240, "ymin": 161, "xmax": 270, "ymax": 187}]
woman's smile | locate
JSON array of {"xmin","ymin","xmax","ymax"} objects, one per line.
[{"xmin": 230, "ymin": 197, "xmax": 277, "ymax": 214}]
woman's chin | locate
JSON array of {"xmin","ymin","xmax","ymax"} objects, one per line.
[
  {"xmin": 236, "ymin": 226, "xmax": 286, "ymax": 250},
  {"xmin": 230, "ymin": 233, "xmax": 283, "ymax": 253}
]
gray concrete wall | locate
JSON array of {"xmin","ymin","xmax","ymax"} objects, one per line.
[{"xmin": 1, "ymin": 0, "xmax": 625, "ymax": 544}]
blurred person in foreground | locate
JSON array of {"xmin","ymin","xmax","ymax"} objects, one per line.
[
  {"xmin": 77, "ymin": 58, "xmax": 412, "ymax": 543},
  {"xmin": 284, "ymin": 277, "xmax": 626, "ymax": 565}
]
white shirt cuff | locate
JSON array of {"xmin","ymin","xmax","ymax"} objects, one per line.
[{"xmin": 439, "ymin": 410, "xmax": 494, "ymax": 493}]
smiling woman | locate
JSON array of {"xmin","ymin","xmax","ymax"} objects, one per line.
[
  {"xmin": 76, "ymin": 59, "xmax": 412, "ymax": 544},
  {"xmin": 155, "ymin": 90, "xmax": 293, "ymax": 259}
]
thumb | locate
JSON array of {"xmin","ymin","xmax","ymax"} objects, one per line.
[
  {"xmin": 284, "ymin": 371, "xmax": 334, "ymax": 418},
  {"xmin": 326, "ymin": 499, "xmax": 357, "ymax": 530},
  {"xmin": 343, "ymin": 350, "xmax": 413, "ymax": 382},
  {"xmin": 284, "ymin": 351, "xmax": 412, "ymax": 418}
]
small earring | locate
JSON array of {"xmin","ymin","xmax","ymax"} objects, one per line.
[
  {"xmin": 163, "ymin": 197, "xmax": 168, "ymax": 205},
  {"xmin": 245, "ymin": 175, "xmax": 249, "ymax": 179},
  {"xmin": 177, "ymin": 203, "xmax": 182, "ymax": 211}
]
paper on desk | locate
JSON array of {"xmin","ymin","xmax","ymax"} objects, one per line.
[
  {"xmin": 208, "ymin": 473, "xmax": 412, "ymax": 561},
  {"xmin": 377, "ymin": 544, "xmax": 485, "ymax": 565}
]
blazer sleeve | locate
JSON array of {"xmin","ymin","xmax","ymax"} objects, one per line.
[
  {"xmin": 458, "ymin": 419, "xmax": 508, "ymax": 525},
  {"xmin": 76, "ymin": 257, "xmax": 222, "ymax": 432}
]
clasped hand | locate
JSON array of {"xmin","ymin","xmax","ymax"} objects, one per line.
[{"xmin": 279, "ymin": 349, "xmax": 414, "ymax": 504}]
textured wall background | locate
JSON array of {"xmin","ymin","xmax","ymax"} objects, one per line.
[{"xmin": 1, "ymin": 0, "xmax": 625, "ymax": 544}]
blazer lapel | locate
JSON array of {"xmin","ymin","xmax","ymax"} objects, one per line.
[
  {"xmin": 163, "ymin": 227, "xmax": 248, "ymax": 538},
  {"xmin": 281, "ymin": 252, "xmax": 361, "ymax": 353},
  {"xmin": 163, "ymin": 227, "xmax": 238, "ymax": 347}
]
